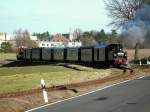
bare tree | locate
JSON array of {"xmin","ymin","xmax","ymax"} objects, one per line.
[
  {"xmin": 80, "ymin": 36, "xmax": 98, "ymax": 46},
  {"xmin": 72, "ymin": 28, "xmax": 83, "ymax": 41},
  {"xmin": 104, "ymin": 0, "xmax": 144, "ymax": 28},
  {"xmin": 14, "ymin": 29, "xmax": 38, "ymax": 48}
]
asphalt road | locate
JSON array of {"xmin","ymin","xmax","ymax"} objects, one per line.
[{"xmin": 28, "ymin": 75, "xmax": 150, "ymax": 112}]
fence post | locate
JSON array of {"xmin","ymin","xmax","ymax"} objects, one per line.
[
  {"xmin": 147, "ymin": 58, "xmax": 150, "ymax": 65},
  {"xmin": 41, "ymin": 79, "xmax": 48, "ymax": 103},
  {"xmin": 139, "ymin": 59, "xmax": 142, "ymax": 66}
]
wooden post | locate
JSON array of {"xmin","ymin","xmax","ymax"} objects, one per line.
[{"xmin": 134, "ymin": 43, "xmax": 139, "ymax": 61}]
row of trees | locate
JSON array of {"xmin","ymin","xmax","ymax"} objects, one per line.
[
  {"xmin": 32, "ymin": 29, "xmax": 120, "ymax": 46},
  {"xmin": 0, "ymin": 42, "xmax": 12, "ymax": 52},
  {"xmin": 33, "ymin": 31, "xmax": 50, "ymax": 40},
  {"xmin": 73, "ymin": 29, "xmax": 119, "ymax": 46}
]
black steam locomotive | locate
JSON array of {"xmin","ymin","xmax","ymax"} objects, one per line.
[{"xmin": 17, "ymin": 44, "xmax": 132, "ymax": 71}]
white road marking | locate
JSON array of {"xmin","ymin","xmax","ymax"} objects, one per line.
[
  {"xmin": 137, "ymin": 75, "xmax": 148, "ymax": 79},
  {"xmin": 25, "ymin": 75, "xmax": 149, "ymax": 112}
]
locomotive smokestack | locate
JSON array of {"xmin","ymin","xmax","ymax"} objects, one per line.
[{"xmin": 134, "ymin": 43, "xmax": 139, "ymax": 60}]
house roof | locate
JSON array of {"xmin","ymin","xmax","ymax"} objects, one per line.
[{"xmin": 51, "ymin": 34, "xmax": 69, "ymax": 42}]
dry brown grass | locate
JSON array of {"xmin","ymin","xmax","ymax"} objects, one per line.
[{"xmin": 125, "ymin": 49, "xmax": 150, "ymax": 61}]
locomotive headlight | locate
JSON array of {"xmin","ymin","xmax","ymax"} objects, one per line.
[
  {"xmin": 117, "ymin": 52, "xmax": 124, "ymax": 56},
  {"xmin": 114, "ymin": 53, "xmax": 117, "ymax": 57}
]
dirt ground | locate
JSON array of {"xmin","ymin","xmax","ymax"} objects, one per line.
[{"xmin": 0, "ymin": 68, "xmax": 150, "ymax": 112}]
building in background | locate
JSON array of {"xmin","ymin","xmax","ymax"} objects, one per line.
[
  {"xmin": 38, "ymin": 41, "xmax": 82, "ymax": 48},
  {"xmin": 0, "ymin": 32, "xmax": 82, "ymax": 49},
  {"xmin": 38, "ymin": 34, "xmax": 82, "ymax": 48},
  {"xmin": 0, "ymin": 32, "xmax": 7, "ymax": 49}
]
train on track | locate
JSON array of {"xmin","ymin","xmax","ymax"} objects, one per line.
[{"xmin": 17, "ymin": 44, "xmax": 132, "ymax": 71}]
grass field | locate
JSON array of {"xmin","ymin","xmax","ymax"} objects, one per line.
[
  {"xmin": 0, "ymin": 53, "xmax": 111, "ymax": 93},
  {"xmin": 0, "ymin": 65, "xmax": 110, "ymax": 93},
  {"xmin": 0, "ymin": 53, "xmax": 16, "ymax": 62}
]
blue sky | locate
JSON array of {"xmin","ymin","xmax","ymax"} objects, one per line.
[{"xmin": 0, "ymin": 0, "xmax": 112, "ymax": 34}]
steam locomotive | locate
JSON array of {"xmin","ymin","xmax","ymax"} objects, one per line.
[{"xmin": 17, "ymin": 44, "xmax": 132, "ymax": 71}]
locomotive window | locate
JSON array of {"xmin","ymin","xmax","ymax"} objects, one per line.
[{"xmin": 108, "ymin": 44, "xmax": 123, "ymax": 51}]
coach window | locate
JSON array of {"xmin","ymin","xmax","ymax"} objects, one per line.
[{"xmin": 51, "ymin": 44, "xmax": 54, "ymax": 47}]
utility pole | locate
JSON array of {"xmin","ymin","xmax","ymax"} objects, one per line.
[
  {"xmin": 5, "ymin": 32, "xmax": 6, "ymax": 42},
  {"xmin": 4, "ymin": 32, "xmax": 7, "ymax": 53}
]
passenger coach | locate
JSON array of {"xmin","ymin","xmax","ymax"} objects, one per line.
[{"xmin": 17, "ymin": 44, "xmax": 129, "ymax": 69}]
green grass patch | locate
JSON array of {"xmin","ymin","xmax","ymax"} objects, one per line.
[
  {"xmin": 0, "ymin": 65, "xmax": 110, "ymax": 93},
  {"xmin": 0, "ymin": 65, "xmax": 74, "ymax": 76},
  {"xmin": 132, "ymin": 65, "xmax": 150, "ymax": 72}
]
